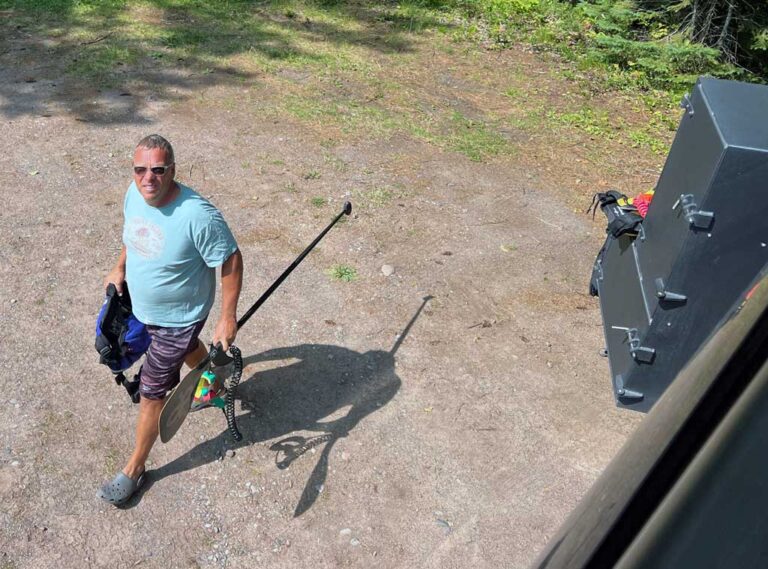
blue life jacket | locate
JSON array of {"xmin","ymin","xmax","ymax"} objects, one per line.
[{"xmin": 95, "ymin": 283, "xmax": 151, "ymax": 402}]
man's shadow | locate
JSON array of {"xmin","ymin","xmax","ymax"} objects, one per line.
[{"xmin": 136, "ymin": 296, "xmax": 432, "ymax": 516}]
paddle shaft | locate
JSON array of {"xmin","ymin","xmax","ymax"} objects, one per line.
[{"xmin": 237, "ymin": 201, "xmax": 352, "ymax": 333}]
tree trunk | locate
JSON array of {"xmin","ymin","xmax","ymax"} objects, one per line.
[
  {"xmin": 691, "ymin": 0, "xmax": 700, "ymax": 42},
  {"xmin": 717, "ymin": 0, "xmax": 735, "ymax": 55}
]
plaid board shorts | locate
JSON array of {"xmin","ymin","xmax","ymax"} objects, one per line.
[{"xmin": 138, "ymin": 318, "xmax": 207, "ymax": 400}]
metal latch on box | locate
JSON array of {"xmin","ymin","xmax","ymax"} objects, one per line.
[
  {"xmin": 654, "ymin": 277, "xmax": 687, "ymax": 303},
  {"xmin": 612, "ymin": 326, "xmax": 656, "ymax": 363},
  {"xmin": 673, "ymin": 193, "xmax": 714, "ymax": 230},
  {"xmin": 680, "ymin": 93, "xmax": 695, "ymax": 117},
  {"xmin": 614, "ymin": 373, "xmax": 643, "ymax": 403}
]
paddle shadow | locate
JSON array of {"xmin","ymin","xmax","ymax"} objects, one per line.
[{"xmin": 133, "ymin": 295, "xmax": 431, "ymax": 516}]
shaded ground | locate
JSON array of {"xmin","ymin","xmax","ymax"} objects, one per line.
[{"xmin": 0, "ymin": 3, "xmax": 670, "ymax": 568}]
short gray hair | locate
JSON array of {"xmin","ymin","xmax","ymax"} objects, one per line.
[{"xmin": 136, "ymin": 134, "xmax": 174, "ymax": 164}]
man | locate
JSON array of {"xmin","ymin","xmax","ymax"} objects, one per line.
[{"xmin": 98, "ymin": 134, "xmax": 243, "ymax": 505}]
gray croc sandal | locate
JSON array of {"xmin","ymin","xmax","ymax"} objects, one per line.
[{"xmin": 97, "ymin": 471, "xmax": 146, "ymax": 505}]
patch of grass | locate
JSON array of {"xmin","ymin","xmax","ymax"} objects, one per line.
[
  {"xmin": 304, "ymin": 170, "xmax": 322, "ymax": 180},
  {"xmin": 284, "ymin": 97, "xmax": 340, "ymax": 122},
  {"xmin": 311, "ymin": 196, "xmax": 326, "ymax": 207},
  {"xmin": 447, "ymin": 111, "xmax": 509, "ymax": 161},
  {"xmin": 356, "ymin": 186, "xmax": 394, "ymax": 207},
  {"xmin": 546, "ymin": 107, "xmax": 616, "ymax": 138},
  {"xmin": 369, "ymin": 187, "xmax": 394, "ymax": 206},
  {"xmin": 627, "ymin": 129, "xmax": 668, "ymax": 155},
  {"xmin": 161, "ymin": 27, "xmax": 210, "ymax": 49},
  {"xmin": 323, "ymin": 153, "xmax": 348, "ymax": 172},
  {"xmin": 319, "ymin": 138, "xmax": 339, "ymax": 149},
  {"xmin": 326, "ymin": 264, "xmax": 358, "ymax": 282},
  {"xmin": 67, "ymin": 44, "xmax": 138, "ymax": 79}
]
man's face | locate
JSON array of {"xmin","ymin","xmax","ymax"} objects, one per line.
[{"xmin": 132, "ymin": 147, "xmax": 176, "ymax": 207}]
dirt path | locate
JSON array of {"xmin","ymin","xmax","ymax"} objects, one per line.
[{"xmin": 0, "ymin": 9, "xmax": 659, "ymax": 568}]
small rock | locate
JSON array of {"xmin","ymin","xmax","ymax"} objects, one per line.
[
  {"xmin": 381, "ymin": 264, "xmax": 395, "ymax": 277},
  {"xmin": 225, "ymin": 449, "xmax": 235, "ymax": 458},
  {"xmin": 341, "ymin": 452, "xmax": 350, "ymax": 461},
  {"xmin": 11, "ymin": 461, "xmax": 20, "ymax": 467},
  {"xmin": 350, "ymin": 538, "xmax": 360, "ymax": 547},
  {"xmin": 340, "ymin": 528, "xmax": 352, "ymax": 536}
]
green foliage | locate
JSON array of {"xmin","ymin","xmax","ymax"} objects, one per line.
[
  {"xmin": 360, "ymin": 187, "xmax": 394, "ymax": 207},
  {"xmin": 628, "ymin": 129, "xmax": 668, "ymax": 155},
  {"xmin": 754, "ymin": 30, "xmax": 768, "ymax": 52},
  {"xmin": 451, "ymin": 0, "xmax": 764, "ymax": 92},
  {"xmin": 476, "ymin": 0, "xmax": 540, "ymax": 18},
  {"xmin": 579, "ymin": 0, "xmax": 654, "ymax": 37},
  {"xmin": 589, "ymin": 33, "xmax": 731, "ymax": 89},
  {"xmin": 447, "ymin": 111, "xmax": 509, "ymax": 161},
  {"xmin": 546, "ymin": 107, "xmax": 615, "ymax": 137},
  {"xmin": 327, "ymin": 264, "xmax": 358, "ymax": 282}
]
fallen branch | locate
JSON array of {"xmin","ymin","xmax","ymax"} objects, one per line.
[{"xmin": 80, "ymin": 32, "xmax": 112, "ymax": 46}]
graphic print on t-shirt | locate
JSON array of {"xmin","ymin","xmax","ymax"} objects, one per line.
[{"xmin": 125, "ymin": 216, "xmax": 165, "ymax": 259}]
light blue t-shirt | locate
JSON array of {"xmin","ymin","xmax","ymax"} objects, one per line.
[{"xmin": 123, "ymin": 182, "xmax": 239, "ymax": 327}]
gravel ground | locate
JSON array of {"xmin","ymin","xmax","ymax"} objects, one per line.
[{"xmin": 0, "ymin": 57, "xmax": 644, "ymax": 568}]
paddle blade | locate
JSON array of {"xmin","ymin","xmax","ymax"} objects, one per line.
[{"xmin": 159, "ymin": 366, "xmax": 205, "ymax": 443}]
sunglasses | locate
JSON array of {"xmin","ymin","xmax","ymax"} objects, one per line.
[{"xmin": 133, "ymin": 163, "xmax": 174, "ymax": 176}]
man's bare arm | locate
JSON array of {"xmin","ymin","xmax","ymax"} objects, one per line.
[
  {"xmin": 212, "ymin": 249, "xmax": 243, "ymax": 351},
  {"xmin": 104, "ymin": 246, "xmax": 127, "ymax": 295}
]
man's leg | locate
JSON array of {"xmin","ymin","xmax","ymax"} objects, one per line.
[
  {"xmin": 185, "ymin": 339, "xmax": 207, "ymax": 368},
  {"xmin": 123, "ymin": 397, "xmax": 164, "ymax": 479},
  {"xmin": 123, "ymin": 328, "xmax": 208, "ymax": 480}
]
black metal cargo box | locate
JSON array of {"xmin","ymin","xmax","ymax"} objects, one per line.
[{"xmin": 593, "ymin": 77, "xmax": 768, "ymax": 412}]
